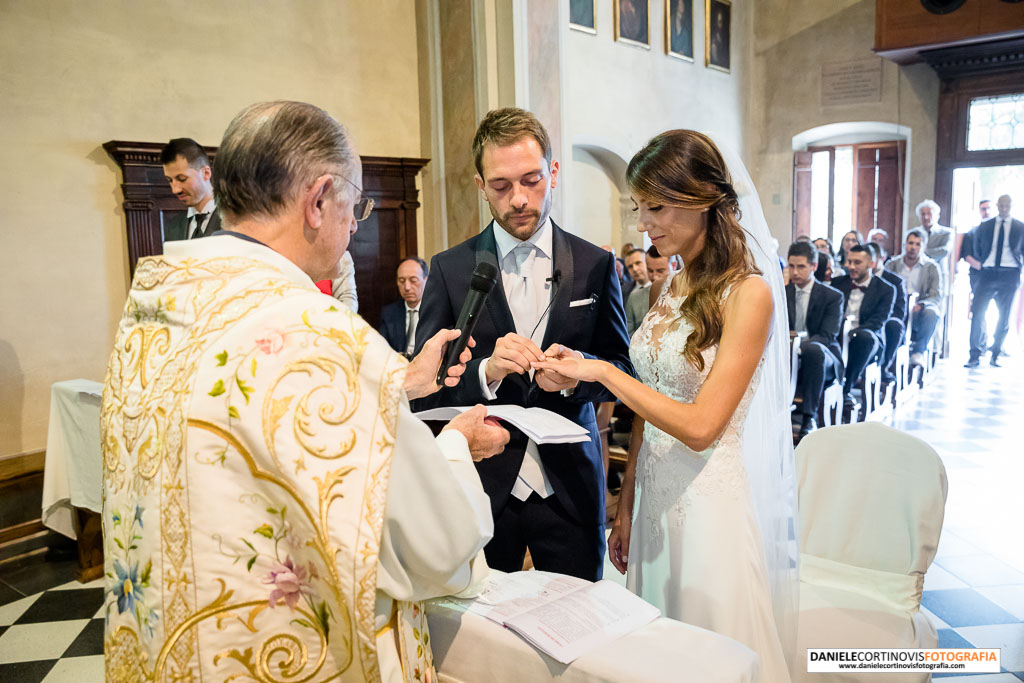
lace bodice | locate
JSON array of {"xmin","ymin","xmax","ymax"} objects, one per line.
[{"xmin": 628, "ymin": 272, "xmax": 764, "ymax": 530}]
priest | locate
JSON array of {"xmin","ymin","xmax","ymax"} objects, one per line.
[{"xmin": 101, "ymin": 101, "xmax": 508, "ymax": 682}]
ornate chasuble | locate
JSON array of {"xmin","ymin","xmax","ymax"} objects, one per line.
[{"xmin": 101, "ymin": 237, "xmax": 433, "ymax": 682}]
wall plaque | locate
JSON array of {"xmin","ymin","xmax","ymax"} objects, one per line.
[{"xmin": 821, "ymin": 58, "xmax": 883, "ymax": 107}]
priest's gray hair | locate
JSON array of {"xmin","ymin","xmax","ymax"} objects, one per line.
[
  {"xmin": 915, "ymin": 199, "xmax": 940, "ymax": 219},
  {"xmin": 214, "ymin": 101, "xmax": 358, "ymax": 222}
]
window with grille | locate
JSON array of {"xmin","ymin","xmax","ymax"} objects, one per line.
[{"xmin": 967, "ymin": 93, "xmax": 1024, "ymax": 152}]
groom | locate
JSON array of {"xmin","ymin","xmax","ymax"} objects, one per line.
[{"xmin": 413, "ymin": 108, "xmax": 633, "ymax": 581}]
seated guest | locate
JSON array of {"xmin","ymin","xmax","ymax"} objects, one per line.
[
  {"xmin": 618, "ymin": 257, "xmax": 637, "ymax": 301},
  {"xmin": 886, "ymin": 228, "xmax": 943, "ymax": 367},
  {"xmin": 815, "ymin": 251, "xmax": 835, "ymax": 285},
  {"xmin": 837, "ymin": 229, "xmax": 862, "ymax": 270},
  {"xmin": 786, "ymin": 242, "xmax": 844, "ymax": 441},
  {"xmin": 642, "ymin": 245, "xmax": 672, "ymax": 301},
  {"xmin": 380, "ymin": 257, "xmax": 429, "ymax": 357},
  {"xmin": 867, "ymin": 241, "xmax": 906, "ymax": 383},
  {"xmin": 160, "ymin": 137, "xmax": 222, "ymax": 241},
  {"xmin": 330, "ymin": 251, "xmax": 358, "ymax": 312},
  {"xmin": 867, "ymin": 228, "xmax": 889, "ymax": 259},
  {"xmin": 831, "ymin": 244, "xmax": 895, "ymax": 409},
  {"xmin": 624, "ymin": 248, "xmax": 652, "ymax": 336}
]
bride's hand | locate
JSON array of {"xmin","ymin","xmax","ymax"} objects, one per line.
[
  {"xmin": 608, "ymin": 512, "xmax": 632, "ymax": 575},
  {"xmin": 531, "ymin": 354, "xmax": 606, "ymax": 383}
]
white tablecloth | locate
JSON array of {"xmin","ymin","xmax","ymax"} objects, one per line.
[
  {"xmin": 42, "ymin": 379, "xmax": 104, "ymax": 538},
  {"xmin": 426, "ymin": 597, "xmax": 760, "ymax": 683}
]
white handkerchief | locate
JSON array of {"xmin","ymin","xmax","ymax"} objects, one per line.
[{"xmin": 569, "ymin": 297, "xmax": 595, "ymax": 308}]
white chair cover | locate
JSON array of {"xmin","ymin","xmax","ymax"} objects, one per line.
[{"xmin": 793, "ymin": 423, "xmax": 948, "ymax": 683}]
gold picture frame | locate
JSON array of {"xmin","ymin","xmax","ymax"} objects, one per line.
[
  {"xmin": 705, "ymin": 0, "xmax": 731, "ymax": 73},
  {"xmin": 664, "ymin": 0, "xmax": 694, "ymax": 62},
  {"xmin": 569, "ymin": 0, "xmax": 597, "ymax": 35},
  {"xmin": 614, "ymin": 0, "xmax": 650, "ymax": 50}
]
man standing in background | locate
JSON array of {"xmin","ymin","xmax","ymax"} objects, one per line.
[
  {"xmin": 914, "ymin": 199, "xmax": 954, "ymax": 295},
  {"xmin": 379, "ymin": 257, "xmax": 429, "ymax": 357},
  {"xmin": 161, "ymin": 138, "xmax": 222, "ymax": 241},
  {"xmin": 966, "ymin": 195, "xmax": 1023, "ymax": 368}
]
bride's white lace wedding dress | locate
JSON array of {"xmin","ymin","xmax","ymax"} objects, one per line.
[{"xmin": 628, "ymin": 272, "xmax": 791, "ymax": 682}]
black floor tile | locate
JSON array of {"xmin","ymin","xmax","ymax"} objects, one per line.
[
  {"xmin": 62, "ymin": 618, "xmax": 105, "ymax": 658},
  {"xmin": 0, "ymin": 659, "xmax": 58, "ymax": 683},
  {"xmin": 0, "ymin": 554, "xmax": 77, "ymax": 596},
  {"xmin": 16, "ymin": 588, "xmax": 104, "ymax": 624},
  {"xmin": 0, "ymin": 580, "xmax": 25, "ymax": 606}
]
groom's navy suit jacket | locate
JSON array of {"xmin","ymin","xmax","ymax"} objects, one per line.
[{"xmin": 412, "ymin": 221, "xmax": 634, "ymax": 532}]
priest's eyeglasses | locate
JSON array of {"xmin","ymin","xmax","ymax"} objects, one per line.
[{"xmin": 331, "ymin": 173, "xmax": 375, "ymax": 222}]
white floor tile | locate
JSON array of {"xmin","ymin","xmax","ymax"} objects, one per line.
[
  {"xmin": 924, "ymin": 564, "xmax": 969, "ymax": 591},
  {"xmin": 0, "ymin": 619, "xmax": 91, "ymax": 663},
  {"xmin": 938, "ymin": 555, "xmax": 1024, "ymax": 587},
  {"xmin": 0, "ymin": 594, "xmax": 38, "ymax": 627},
  {"xmin": 935, "ymin": 531, "xmax": 983, "ymax": 560},
  {"xmin": 920, "ymin": 604, "xmax": 950, "ymax": 630},
  {"xmin": 978, "ymin": 585, "xmax": 1024, "ymax": 621},
  {"xmin": 42, "ymin": 654, "xmax": 104, "ymax": 683},
  {"xmin": 955, "ymin": 623, "xmax": 1024, "ymax": 671}
]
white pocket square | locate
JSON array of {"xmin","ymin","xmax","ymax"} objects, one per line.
[{"xmin": 569, "ymin": 297, "xmax": 595, "ymax": 308}]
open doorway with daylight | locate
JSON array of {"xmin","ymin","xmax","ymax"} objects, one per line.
[
  {"xmin": 949, "ymin": 164, "xmax": 1024, "ymax": 358},
  {"xmin": 793, "ymin": 140, "xmax": 906, "ymax": 259}
]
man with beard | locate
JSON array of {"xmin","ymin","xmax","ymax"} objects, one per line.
[{"xmin": 413, "ymin": 107, "xmax": 633, "ymax": 580}]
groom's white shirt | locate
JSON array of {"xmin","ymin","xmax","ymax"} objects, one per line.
[{"xmin": 478, "ymin": 219, "xmax": 556, "ymax": 500}]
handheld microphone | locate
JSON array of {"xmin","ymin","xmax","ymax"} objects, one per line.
[{"xmin": 435, "ymin": 262, "xmax": 499, "ymax": 384}]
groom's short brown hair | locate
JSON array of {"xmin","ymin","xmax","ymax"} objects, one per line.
[{"xmin": 472, "ymin": 107, "xmax": 552, "ymax": 177}]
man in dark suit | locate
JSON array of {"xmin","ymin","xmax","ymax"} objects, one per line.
[
  {"xmin": 378, "ymin": 257, "xmax": 429, "ymax": 357},
  {"xmin": 966, "ymin": 194, "xmax": 1024, "ymax": 368},
  {"xmin": 160, "ymin": 138, "xmax": 222, "ymax": 241},
  {"xmin": 413, "ymin": 108, "xmax": 633, "ymax": 581},
  {"xmin": 786, "ymin": 242, "xmax": 844, "ymax": 441},
  {"xmin": 868, "ymin": 241, "xmax": 907, "ymax": 383},
  {"xmin": 831, "ymin": 244, "xmax": 895, "ymax": 410}
]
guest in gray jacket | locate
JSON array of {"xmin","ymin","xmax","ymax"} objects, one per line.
[
  {"xmin": 914, "ymin": 199, "xmax": 954, "ymax": 295},
  {"xmin": 886, "ymin": 228, "xmax": 944, "ymax": 365}
]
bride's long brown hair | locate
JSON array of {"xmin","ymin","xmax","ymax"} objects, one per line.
[{"xmin": 626, "ymin": 130, "xmax": 761, "ymax": 371}]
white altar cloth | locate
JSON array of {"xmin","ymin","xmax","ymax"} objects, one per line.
[
  {"xmin": 426, "ymin": 593, "xmax": 760, "ymax": 683},
  {"xmin": 42, "ymin": 379, "xmax": 104, "ymax": 538}
]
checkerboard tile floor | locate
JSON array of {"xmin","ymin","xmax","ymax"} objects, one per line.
[
  {"xmin": 0, "ymin": 579, "xmax": 103, "ymax": 682},
  {"xmin": 901, "ymin": 355, "xmax": 1024, "ymax": 680},
  {"xmin": 0, "ymin": 350, "xmax": 1021, "ymax": 681}
]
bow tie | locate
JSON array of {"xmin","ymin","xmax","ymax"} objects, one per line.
[{"xmin": 852, "ymin": 284, "xmax": 867, "ymax": 292}]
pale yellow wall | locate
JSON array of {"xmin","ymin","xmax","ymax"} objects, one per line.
[
  {"xmin": 748, "ymin": 0, "xmax": 939, "ymax": 248},
  {"xmin": 0, "ymin": 0, "xmax": 422, "ymax": 458}
]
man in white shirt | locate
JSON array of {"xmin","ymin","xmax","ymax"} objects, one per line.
[
  {"xmin": 830, "ymin": 245, "xmax": 896, "ymax": 409},
  {"xmin": 413, "ymin": 107, "xmax": 633, "ymax": 581},
  {"xmin": 786, "ymin": 242, "xmax": 843, "ymax": 440},
  {"xmin": 885, "ymin": 228, "xmax": 943, "ymax": 366},
  {"xmin": 379, "ymin": 257, "xmax": 429, "ymax": 357},
  {"xmin": 102, "ymin": 101, "xmax": 508, "ymax": 681},
  {"xmin": 160, "ymin": 137, "xmax": 222, "ymax": 241},
  {"xmin": 965, "ymin": 195, "xmax": 1024, "ymax": 367}
]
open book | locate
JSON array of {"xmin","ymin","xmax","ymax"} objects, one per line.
[
  {"xmin": 462, "ymin": 571, "xmax": 661, "ymax": 664},
  {"xmin": 414, "ymin": 405, "xmax": 591, "ymax": 444}
]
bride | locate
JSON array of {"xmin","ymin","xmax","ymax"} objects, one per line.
[{"xmin": 536, "ymin": 131, "xmax": 797, "ymax": 681}]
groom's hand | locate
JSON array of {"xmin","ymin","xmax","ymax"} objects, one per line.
[
  {"xmin": 484, "ymin": 333, "xmax": 545, "ymax": 384},
  {"xmin": 535, "ymin": 343, "xmax": 582, "ymax": 392}
]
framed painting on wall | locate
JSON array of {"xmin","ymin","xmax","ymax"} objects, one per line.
[
  {"xmin": 570, "ymin": 0, "xmax": 597, "ymax": 34},
  {"xmin": 615, "ymin": 0, "xmax": 650, "ymax": 49},
  {"xmin": 705, "ymin": 0, "xmax": 731, "ymax": 72},
  {"xmin": 665, "ymin": 0, "xmax": 694, "ymax": 61}
]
